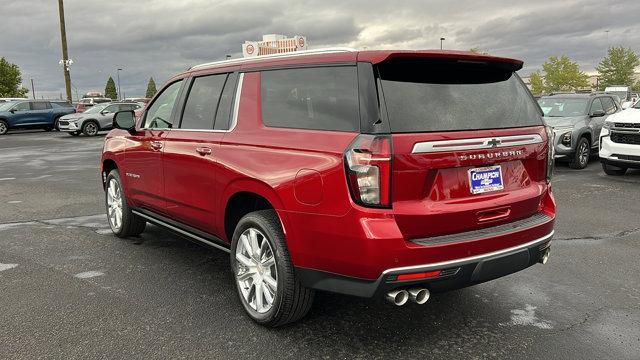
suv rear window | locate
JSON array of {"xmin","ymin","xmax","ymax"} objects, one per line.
[
  {"xmin": 378, "ymin": 59, "xmax": 542, "ymax": 133},
  {"xmin": 261, "ymin": 66, "xmax": 359, "ymax": 132}
]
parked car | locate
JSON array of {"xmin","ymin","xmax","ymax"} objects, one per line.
[
  {"xmin": 538, "ymin": 93, "xmax": 620, "ymax": 169},
  {"xmin": 58, "ymin": 102, "xmax": 141, "ymax": 136},
  {"xmin": 101, "ymin": 49, "xmax": 555, "ymax": 326},
  {"xmin": 75, "ymin": 97, "xmax": 112, "ymax": 113},
  {"xmin": 123, "ymin": 97, "xmax": 151, "ymax": 104},
  {"xmin": 0, "ymin": 99, "xmax": 76, "ymax": 135},
  {"xmin": 600, "ymin": 99, "xmax": 640, "ymax": 175}
]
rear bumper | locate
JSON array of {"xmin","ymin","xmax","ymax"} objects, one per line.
[{"xmin": 297, "ymin": 231, "xmax": 553, "ymax": 298}]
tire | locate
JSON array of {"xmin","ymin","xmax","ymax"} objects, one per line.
[
  {"xmin": 68, "ymin": 131, "xmax": 80, "ymax": 136},
  {"xmin": 105, "ymin": 169, "xmax": 146, "ymax": 238},
  {"xmin": 569, "ymin": 137, "xmax": 590, "ymax": 169},
  {"xmin": 82, "ymin": 121, "xmax": 100, "ymax": 136},
  {"xmin": 602, "ymin": 162, "xmax": 627, "ymax": 176},
  {"xmin": 230, "ymin": 210, "xmax": 314, "ymax": 327},
  {"xmin": 53, "ymin": 117, "xmax": 61, "ymax": 131},
  {"xmin": 0, "ymin": 120, "xmax": 8, "ymax": 135}
]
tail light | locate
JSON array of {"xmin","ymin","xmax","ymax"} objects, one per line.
[
  {"xmin": 545, "ymin": 126, "xmax": 555, "ymax": 183},
  {"xmin": 344, "ymin": 134, "xmax": 392, "ymax": 208}
]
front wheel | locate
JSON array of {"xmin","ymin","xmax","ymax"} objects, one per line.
[
  {"xmin": 602, "ymin": 162, "xmax": 627, "ymax": 176},
  {"xmin": 82, "ymin": 121, "xmax": 99, "ymax": 136},
  {"xmin": 105, "ymin": 170, "xmax": 146, "ymax": 238},
  {"xmin": 231, "ymin": 210, "xmax": 314, "ymax": 327},
  {"xmin": 569, "ymin": 137, "xmax": 590, "ymax": 169}
]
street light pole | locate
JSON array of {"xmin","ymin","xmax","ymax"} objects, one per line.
[
  {"xmin": 57, "ymin": 0, "xmax": 72, "ymax": 103},
  {"xmin": 116, "ymin": 68, "xmax": 122, "ymax": 101},
  {"xmin": 30, "ymin": 78, "xmax": 36, "ymax": 99},
  {"xmin": 440, "ymin": 37, "xmax": 445, "ymax": 50}
]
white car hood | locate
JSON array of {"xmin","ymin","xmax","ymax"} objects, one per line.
[{"xmin": 607, "ymin": 108, "xmax": 640, "ymax": 124}]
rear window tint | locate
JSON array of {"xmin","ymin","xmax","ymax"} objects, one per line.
[
  {"xmin": 214, "ymin": 73, "xmax": 238, "ymax": 130},
  {"xmin": 261, "ymin": 66, "xmax": 359, "ymax": 132},
  {"xmin": 181, "ymin": 74, "xmax": 227, "ymax": 130},
  {"xmin": 378, "ymin": 59, "xmax": 542, "ymax": 133}
]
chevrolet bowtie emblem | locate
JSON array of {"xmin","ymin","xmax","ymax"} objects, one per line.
[{"xmin": 486, "ymin": 138, "xmax": 502, "ymax": 147}]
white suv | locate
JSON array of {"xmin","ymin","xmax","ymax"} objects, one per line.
[{"xmin": 600, "ymin": 101, "xmax": 640, "ymax": 175}]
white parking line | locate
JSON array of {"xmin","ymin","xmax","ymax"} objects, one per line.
[
  {"xmin": 74, "ymin": 271, "xmax": 104, "ymax": 279},
  {"xmin": 0, "ymin": 263, "xmax": 19, "ymax": 272},
  {"xmin": 0, "ymin": 177, "xmax": 16, "ymax": 181}
]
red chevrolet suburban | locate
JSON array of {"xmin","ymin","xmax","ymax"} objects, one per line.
[{"xmin": 101, "ymin": 49, "xmax": 556, "ymax": 327}]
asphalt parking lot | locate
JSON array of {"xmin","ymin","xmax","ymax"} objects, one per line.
[{"xmin": 1, "ymin": 130, "xmax": 639, "ymax": 359}]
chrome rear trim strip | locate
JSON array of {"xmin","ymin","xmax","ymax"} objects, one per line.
[
  {"xmin": 382, "ymin": 230, "xmax": 554, "ymax": 275},
  {"xmin": 412, "ymin": 134, "xmax": 544, "ymax": 154}
]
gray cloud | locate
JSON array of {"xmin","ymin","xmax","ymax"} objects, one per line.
[{"xmin": 1, "ymin": 0, "xmax": 638, "ymax": 99}]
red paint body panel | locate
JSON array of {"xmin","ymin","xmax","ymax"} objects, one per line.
[{"xmin": 100, "ymin": 49, "xmax": 555, "ymax": 284}]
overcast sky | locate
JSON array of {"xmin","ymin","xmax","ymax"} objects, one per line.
[{"xmin": 1, "ymin": 0, "xmax": 638, "ymax": 99}]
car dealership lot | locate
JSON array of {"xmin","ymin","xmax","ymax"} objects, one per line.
[{"xmin": 1, "ymin": 131, "xmax": 639, "ymax": 359}]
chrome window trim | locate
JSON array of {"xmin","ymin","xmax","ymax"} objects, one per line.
[
  {"xmin": 146, "ymin": 73, "xmax": 244, "ymax": 134},
  {"xmin": 382, "ymin": 230, "xmax": 554, "ymax": 275},
  {"xmin": 411, "ymin": 134, "xmax": 544, "ymax": 154}
]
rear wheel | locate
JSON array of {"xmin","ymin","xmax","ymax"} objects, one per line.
[
  {"xmin": 231, "ymin": 210, "xmax": 314, "ymax": 327},
  {"xmin": 82, "ymin": 121, "xmax": 99, "ymax": 136},
  {"xmin": 0, "ymin": 120, "xmax": 7, "ymax": 135},
  {"xmin": 602, "ymin": 162, "xmax": 627, "ymax": 176},
  {"xmin": 105, "ymin": 170, "xmax": 146, "ymax": 238},
  {"xmin": 569, "ymin": 137, "xmax": 590, "ymax": 169}
]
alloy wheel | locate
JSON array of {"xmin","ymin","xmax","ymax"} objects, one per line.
[
  {"xmin": 85, "ymin": 123, "xmax": 98, "ymax": 136},
  {"xmin": 235, "ymin": 228, "xmax": 278, "ymax": 314},
  {"xmin": 106, "ymin": 178, "xmax": 123, "ymax": 232},
  {"xmin": 0, "ymin": 122, "xmax": 7, "ymax": 135},
  {"xmin": 579, "ymin": 142, "xmax": 589, "ymax": 166}
]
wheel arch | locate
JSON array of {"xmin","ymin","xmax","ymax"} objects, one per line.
[{"xmin": 220, "ymin": 179, "xmax": 289, "ymax": 244}]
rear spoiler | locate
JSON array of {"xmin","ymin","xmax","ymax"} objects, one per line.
[{"xmin": 357, "ymin": 50, "xmax": 524, "ymax": 72}]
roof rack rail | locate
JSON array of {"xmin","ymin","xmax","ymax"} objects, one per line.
[{"xmin": 189, "ymin": 47, "xmax": 358, "ymax": 71}]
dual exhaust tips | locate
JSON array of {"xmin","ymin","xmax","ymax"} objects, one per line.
[{"xmin": 386, "ymin": 288, "xmax": 430, "ymax": 306}]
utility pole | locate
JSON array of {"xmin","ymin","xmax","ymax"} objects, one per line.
[
  {"xmin": 30, "ymin": 78, "xmax": 36, "ymax": 99},
  {"xmin": 57, "ymin": 0, "xmax": 72, "ymax": 103},
  {"xmin": 117, "ymin": 68, "xmax": 122, "ymax": 101}
]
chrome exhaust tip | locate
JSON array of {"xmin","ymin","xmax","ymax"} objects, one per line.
[
  {"xmin": 386, "ymin": 289, "xmax": 409, "ymax": 306},
  {"xmin": 539, "ymin": 248, "xmax": 550, "ymax": 264},
  {"xmin": 408, "ymin": 288, "xmax": 430, "ymax": 304}
]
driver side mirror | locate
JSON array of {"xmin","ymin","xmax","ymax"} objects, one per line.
[
  {"xmin": 101, "ymin": 110, "xmax": 111, "ymax": 115},
  {"xmin": 9, "ymin": 109, "xmax": 16, "ymax": 113},
  {"xmin": 113, "ymin": 110, "xmax": 137, "ymax": 134},
  {"xmin": 591, "ymin": 110, "xmax": 606, "ymax": 118}
]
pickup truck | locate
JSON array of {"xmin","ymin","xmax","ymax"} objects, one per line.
[{"xmin": 0, "ymin": 100, "xmax": 76, "ymax": 135}]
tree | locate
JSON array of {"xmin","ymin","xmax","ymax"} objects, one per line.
[
  {"xmin": 145, "ymin": 77, "xmax": 157, "ymax": 98},
  {"xmin": 529, "ymin": 71, "xmax": 545, "ymax": 96},
  {"xmin": 541, "ymin": 55, "xmax": 589, "ymax": 92},
  {"xmin": 0, "ymin": 57, "xmax": 29, "ymax": 97},
  {"xmin": 104, "ymin": 76, "xmax": 117, "ymax": 100},
  {"xmin": 596, "ymin": 46, "xmax": 640, "ymax": 90}
]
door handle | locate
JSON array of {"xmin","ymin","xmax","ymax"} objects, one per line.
[
  {"xmin": 196, "ymin": 146, "xmax": 212, "ymax": 156},
  {"xmin": 150, "ymin": 141, "xmax": 163, "ymax": 151}
]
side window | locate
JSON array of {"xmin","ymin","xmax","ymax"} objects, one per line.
[
  {"xmin": 590, "ymin": 98, "xmax": 604, "ymax": 114},
  {"xmin": 118, "ymin": 104, "xmax": 134, "ymax": 111},
  {"xmin": 104, "ymin": 104, "xmax": 119, "ymax": 113},
  {"xmin": 13, "ymin": 102, "xmax": 30, "ymax": 111},
  {"xmin": 32, "ymin": 101, "xmax": 50, "ymax": 110},
  {"xmin": 180, "ymin": 74, "xmax": 226, "ymax": 130},
  {"xmin": 261, "ymin": 66, "xmax": 359, "ymax": 132},
  {"xmin": 144, "ymin": 80, "xmax": 183, "ymax": 129},
  {"xmin": 214, "ymin": 73, "xmax": 238, "ymax": 130},
  {"xmin": 601, "ymin": 97, "xmax": 617, "ymax": 114}
]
